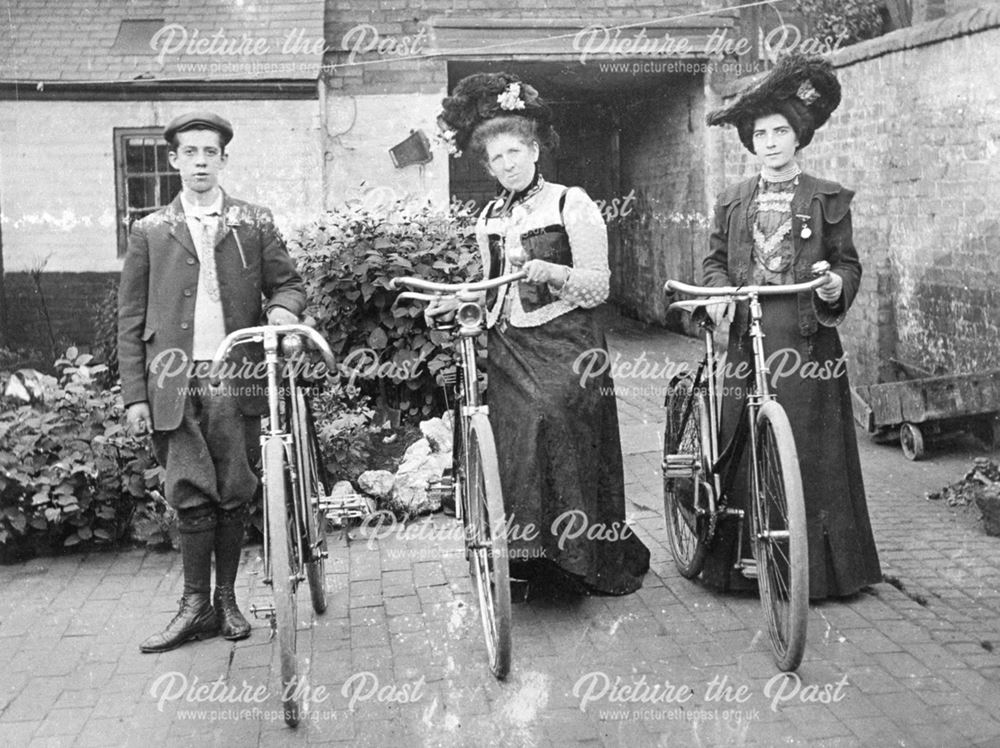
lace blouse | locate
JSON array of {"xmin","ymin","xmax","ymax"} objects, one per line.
[
  {"xmin": 750, "ymin": 175, "xmax": 798, "ymax": 285},
  {"xmin": 476, "ymin": 179, "xmax": 610, "ymax": 328}
]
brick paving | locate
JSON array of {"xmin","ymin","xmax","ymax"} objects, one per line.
[{"xmin": 2, "ymin": 312, "xmax": 1000, "ymax": 747}]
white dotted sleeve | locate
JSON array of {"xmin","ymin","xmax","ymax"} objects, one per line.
[
  {"xmin": 551, "ymin": 187, "xmax": 610, "ymax": 308},
  {"xmin": 475, "ymin": 209, "xmax": 491, "ymax": 281}
]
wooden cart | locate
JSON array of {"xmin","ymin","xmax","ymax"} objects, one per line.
[{"xmin": 852, "ymin": 363, "xmax": 1000, "ymax": 460}]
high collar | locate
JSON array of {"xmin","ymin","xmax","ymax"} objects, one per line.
[
  {"xmin": 759, "ymin": 160, "xmax": 802, "ymax": 184},
  {"xmin": 180, "ymin": 189, "xmax": 223, "ymax": 217},
  {"xmin": 495, "ymin": 169, "xmax": 544, "ymax": 214}
]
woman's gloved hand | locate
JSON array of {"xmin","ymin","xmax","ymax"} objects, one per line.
[
  {"xmin": 706, "ymin": 301, "xmax": 731, "ymax": 327},
  {"xmin": 815, "ymin": 271, "xmax": 844, "ymax": 304},
  {"xmin": 522, "ymin": 259, "xmax": 570, "ymax": 288}
]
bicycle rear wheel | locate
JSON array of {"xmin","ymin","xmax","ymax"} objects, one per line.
[
  {"xmin": 663, "ymin": 374, "xmax": 713, "ymax": 578},
  {"xmin": 264, "ymin": 436, "xmax": 300, "ymax": 726},
  {"xmin": 752, "ymin": 401, "xmax": 809, "ymax": 672},
  {"xmin": 465, "ymin": 412, "xmax": 512, "ymax": 679},
  {"xmin": 293, "ymin": 390, "xmax": 329, "ymax": 614}
]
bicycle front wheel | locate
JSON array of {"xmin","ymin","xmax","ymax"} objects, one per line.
[
  {"xmin": 466, "ymin": 412, "xmax": 512, "ymax": 679},
  {"xmin": 293, "ymin": 390, "xmax": 329, "ymax": 614},
  {"xmin": 663, "ymin": 374, "xmax": 713, "ymax": 578},
  {"xmin": 264, "ymin": 437, "xmax": 300, "ymax": 726},
  {"xmin": 752, "ymin": 401, "xmax": 809, "ymax": 672}
]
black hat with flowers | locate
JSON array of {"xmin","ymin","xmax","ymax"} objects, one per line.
[
  {"xmin": 707, "ymin": 53, "xmax": 841, "ymax": 153},
  {"xmin": 437, "ymin": 72, "xmax": 557, "ymax": 157}
]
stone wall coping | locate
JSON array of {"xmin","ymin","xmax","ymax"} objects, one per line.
[
  {"xmin": 831, "ymin": 3, "xmax": 1000, "ymax": 67},
  {"xmin": 428, "ymin": 13, "xmax": 738, "ymax": 30},
  {"xmin": 718, "ymin": 4, "xmax": 1000, "ymax": 98}
]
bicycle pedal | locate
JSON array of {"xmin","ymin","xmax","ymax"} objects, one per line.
[
  {"xmin": 664, "ymin": 454, "xmax": 698, "ymax": 478},
  {"xmin": 740, "ymin": 559, "xmax": 758, "ymax": 579},
  {"xmin": 249, "ymin": 603, "xmax": 275, "ymax": 619}
]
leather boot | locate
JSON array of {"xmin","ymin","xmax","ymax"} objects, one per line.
[
  {"xmin": 140, "ymin": 509, "xmax": 218, "ymax": 653},
  {"xmin": 139, "ymin": 592, "xmax": 219, "ymax": 653},
  {"xmin": 214, "ymin": 505, "xmax": 251, "ymax": 640},
  {"xmin": 213, "ymin": 587, "xmax": 251, "ymax": 640}
]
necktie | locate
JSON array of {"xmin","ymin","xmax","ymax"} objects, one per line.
[{"xmin": 193, "ymin": 212, "xmax": 221, "ymax": 302}]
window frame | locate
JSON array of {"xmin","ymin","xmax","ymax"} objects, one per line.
[{"xmin": 113, "ymin": 127, "xmax": 181, "ymax": 256}]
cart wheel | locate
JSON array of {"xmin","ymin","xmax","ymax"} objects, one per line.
[{"xmin": 900, "ymin": 422, "xmax": 925, "ymax": 461}]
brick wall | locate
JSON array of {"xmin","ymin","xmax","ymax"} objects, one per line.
[
  {"xmin": 322, "ymin": 0, "xmax": 728, "ymax": 206},
  {"xmin": 615, "ymin": 72, "xmax": 708, "ymax": 321},
  {"xmin": 0, "ymin": 99, "xmax": 322, "ymax": 274},
  {"xmin": 4, "ymin": 272, "xmax": 118, "ymax": 354},
  {"xmin": 0, "ymin": 98, "xmax": 322, "ymax": 347},
  {"xmin": 715, "ymin": 8, "xmax": 1000, "ymax": 385}
]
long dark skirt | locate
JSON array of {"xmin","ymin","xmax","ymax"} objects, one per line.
[
  {"xmin": 486, "ymin": 307, "xmax": 650, "ymax": 595},
  {"xmin": 699, "ymin": 296, "xmax": 882, "ymax": 599}
]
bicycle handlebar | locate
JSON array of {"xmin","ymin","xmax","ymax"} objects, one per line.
[
  {"xmin": 211, "ymin": 324, "xmax": 337, "ymax": 372},
  {"xmin": 664, "ymin": 261, "xmax": 832, "ymax": 298},
  {"xmin": 390, "ymin": 271, "xmax": 526, "ymax": 295}
]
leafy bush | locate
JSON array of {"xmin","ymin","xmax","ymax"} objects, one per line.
[
  {"xmin": 310, "ymin": 382, "xmax": 387, "ymax": 482},
  {"xmin": 91, "ymin": 278, "xmax": 120, "ymax": 388},
  {"xmin": 0, "ymin": 348, "xmax": 166, "ymax": 557},
  {"xmin": 289, "ymin": 200, "xmax": 481, "ymax": 421},
  {"xmin": 795, "ymin": 0, "xmax": 884, "ymax": 46}
]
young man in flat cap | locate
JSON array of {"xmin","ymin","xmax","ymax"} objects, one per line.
[{"xmin": 118, "ymin": 111, "xmax": 306, "ymax": 652}]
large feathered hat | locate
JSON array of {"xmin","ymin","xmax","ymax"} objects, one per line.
[
  {"xmin": 707, "ymin": 53, "xmax": 841, "ymax": 153},
  {"xmin": 437, "ymin": 72, "xmax": 556, "ymax": 157}
]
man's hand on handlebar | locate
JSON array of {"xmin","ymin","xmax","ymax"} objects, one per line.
[
  {"xmin": 266, "ymin": 306, "xmax": 298, "ymax": 326},
  {"xmin": 126, "ymin": 402, "xmax": 151, "ymax": 436},
  {"xmin": 424, "ymin": 296, "xmax": 461, "ymax": 327}
]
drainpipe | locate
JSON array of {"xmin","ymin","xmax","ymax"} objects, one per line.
[
  {"xmin": 318, "ymin": 75, "xmax": 329, "ymax": 212},
  {"xmin": 0, "ymin": 189, "xmax": 7, "ymax": 348}
]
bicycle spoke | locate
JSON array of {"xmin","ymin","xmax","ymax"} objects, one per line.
[
  {"xmin": 753, "ymin": 404, "xmax": 808, "ymax": 671},
  {"xmin": 662, "ymin": 376, "xmax": 712, "ymax": 577}
]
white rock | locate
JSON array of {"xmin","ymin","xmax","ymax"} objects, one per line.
[
  {"xmin": 389, "ymin": 451, "xmax": 451, "ymax": 517},
  {"xmin": 401, "ymin": 437, "xmax": 432, "ymax": 463},
  {"xmin": 331, "ymin": 480, "xmax": 355, "ymax": 499},
  {"xmin": 420, "ymin": 416, "xmax": 453, "ymax": 454},
  {"xmin": 357, "ymin": 470, "xmax": 395, "ymax": 500}
]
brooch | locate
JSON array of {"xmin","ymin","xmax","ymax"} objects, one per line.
[{"xmin": 796, "ymin": 213, "xmax": 812, "ymax": 240}]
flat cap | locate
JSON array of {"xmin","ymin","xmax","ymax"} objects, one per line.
[{"xmin": 163, "ymin": 111, "xmax": 234, "ymax": 145}]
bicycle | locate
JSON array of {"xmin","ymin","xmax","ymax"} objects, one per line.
[
  {"xmin": 389, "ymin": 271, "xmax": 526, "ymax": 679},
  {"xmin": 212, "ymin": 323, "xmax": 365, "ymax": 726},
  {"xmin": 661, "ymin": 261, "xmax": 831, "ymax": 672}
]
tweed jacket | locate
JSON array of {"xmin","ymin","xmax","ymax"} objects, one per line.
[
  {"xmin": 703, "ymin": 172, "xmax": 861, "ymax": 338},
  {"xmin": 118, "ymin": 191, "xmax": 306, "ymax": 431}
]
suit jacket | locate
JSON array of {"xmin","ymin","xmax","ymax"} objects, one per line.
[
  {"xmin": 703, "ymin": 172, "xmax": 861, "ymax": 338},
  {"xmin": 118, "ymin": 191, "xmax": 306, "ymax": 431}
]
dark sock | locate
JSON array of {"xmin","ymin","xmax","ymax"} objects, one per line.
[
  {"xmin": 178, "ymin": 507, "xmax": 217, "ymax": 597},
  {"xmin": 214, "ymin": 505, "xmax": 248, "ymax": 590}
]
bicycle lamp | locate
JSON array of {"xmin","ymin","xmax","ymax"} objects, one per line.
[
  {"xmin": 281, "ymin": 334, "xmax": 305, "ymax": 357},
  {"xmin": 456, "ymin": 302, "xmax": 483, "ymax": 328}
]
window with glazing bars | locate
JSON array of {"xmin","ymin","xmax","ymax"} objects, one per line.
[{"xmin": 114, "ymin": 127, "xmax": 182, "ymax": 256}]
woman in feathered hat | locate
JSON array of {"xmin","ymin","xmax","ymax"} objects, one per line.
[
  {"xmin": 432, "ymin": 72, "xmax": 650, "ymax": 595},
  {"xmin": 701, "ymin": 54, "xmax": 882, "ymax": 598}
]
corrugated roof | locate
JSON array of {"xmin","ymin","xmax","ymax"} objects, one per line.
[{"xmin": 0, "ymin": 0, "xmax": 325, "ymax": 84}]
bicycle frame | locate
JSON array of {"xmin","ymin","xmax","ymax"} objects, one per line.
[
  {"xmin": 390, "ymin": 271, "xmax": 525, "ymax": 522},
  {"xmin": 391, "ymin": 271, "xmax": 523, "ymax": 678},
  {"xmin": 666, "ymin": 270, "xmax": 830, "ymax": 569},
  {"xmin": 211, "ymin": 324, "xmax": 337, "ymax": 593}
]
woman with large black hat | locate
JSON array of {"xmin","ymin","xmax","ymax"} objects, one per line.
[
  {"xmin": 701, "ymin": 54, "xmax": 882, "ymax": 598},
  {"xmin": 433, "ymin": 72, "xmax": 650, "ymax": 595}
]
